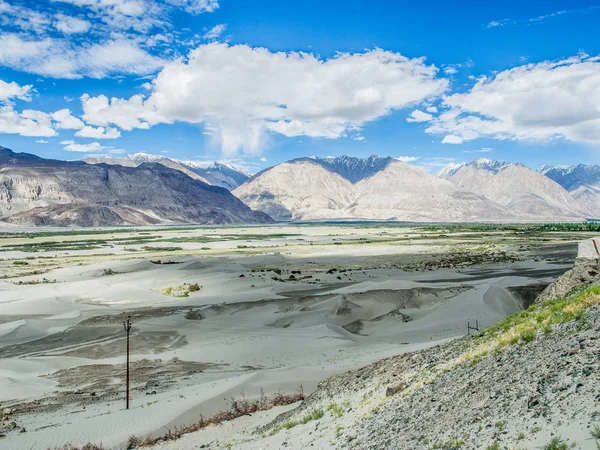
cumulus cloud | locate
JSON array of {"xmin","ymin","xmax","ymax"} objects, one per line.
[
  {"xmin": 396, "ymin": 156, "xmax": 419, "ymax": 162},
  {"xmin": 0, "ymin": 79, "xmax": 32, "ymax": 102},
  {"xmin": 60, "ymin": 139, "xmax": 103, "ymax": 152},
  {"xmin": 441, "ymin": 135, "xmax": 464, "ymax": 144},
  {"xmin": 52, "ymin": 108, "xmax": 85, "ymax": 129},
  {"xmin": 406, "ymin": 109, "xmax": 433, "ymax": 123},
  {"xmin": 75, "ymin": 125, "xmax": 121, "ymax": 139},
  {"xmin": 426, "ymin": 106, "xmax": 438, "ymax": 113},
  {"xmin": 79, "ymin": 43, "xmax": 448, "ymax": 155},
  {"xmin": 35, "ymin": 139, "xmax": 50, "ymax": 143},
  {"xmin": 0, "ymin": 106, "xmax": 56, "ymax": 137},
  {"xmin": 0, "ymin": 33, "xmax": 165, "ymax": 79},
  {"xmin": 425, "ymin": 54, "xmax": 600, "ymax": 145}
]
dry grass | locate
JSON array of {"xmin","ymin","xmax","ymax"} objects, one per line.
[
  {"xmin": 128, "ymin": 387, "xmax": 305, "ymax": 447},
  {"xmin": 390, "ymin": 284, "xmax": 600, "ymax": 400},
  {"xmin": 49, "ymin": 444, "xmax": 104, "ymax": 450}
]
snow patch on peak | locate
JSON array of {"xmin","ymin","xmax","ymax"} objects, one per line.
[
  {"xmin": 309, "ymin": 154, "xmax": 394, "ymax": 183},
  {"xmin": 437, "ymin": 162, "xmax": 466, "ymax": 177},
  {"xmin": 470, "ymin": 158, "xmax": 512, "ymax": 173}
]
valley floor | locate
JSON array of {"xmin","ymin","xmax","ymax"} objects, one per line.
[{"xmin": 0, "ymin": 224, "xmax": 592, "ymax": 449}]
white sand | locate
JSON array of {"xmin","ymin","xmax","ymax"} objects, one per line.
[{"xmin": 0, "ymin": 225, "xmax": 577, "ymax": 449}]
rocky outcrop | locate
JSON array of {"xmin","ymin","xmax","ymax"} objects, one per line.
[
  {"xmin": 0, "ymin": 146, "xmax": 272, "ymax": 226},
  {"xmin": 537, "ymin": 258, "xmax": 600, "ymax": 303},
  {"xmin": 536, "ymin": 238, "xmax": 600, "ymax": 303}
]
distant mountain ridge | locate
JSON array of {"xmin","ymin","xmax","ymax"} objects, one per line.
[
  {"xmin": 0, "ymin": 147, "xmax": 272, "ymax": 226},
  {"xmin": 299, "ymin": 155, "xmax": 395, "ymax": 183},
  {"xmin": 539, "ymin": 164, "xmax": 600, "ymax": 217},
  {"xmin": 233, "ymin": 158, "xmax": 515, "ymax": 222},
  {"xmin": 85, "ymin": 153, "xmax": 250, "ymax": 191},
  {"xmin": 234, "ymin": 156, "xmax": 593, "ymax": 222},
  {"xmin": 438, "ymin": 158, "xmax": 587, "ymax": 220}
]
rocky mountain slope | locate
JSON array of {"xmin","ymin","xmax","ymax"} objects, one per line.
[
  {"xmin": 85, "ymin": 153, "xmax": 250, "ymax": 191},
  {"xmin": 255, "ymin": 266, "xmax": 600, "ymax": 449},
  {"xmin": 540, "ymin": 164, "xmax": 600, "ymax": 218},
  {"xmin": 0, "ymin": 147, "xmax": 272, "ymax": 226},
  {"xmin": 234, "ymin": 158, "xmax": 513, "ymax": 221},
  {"xmin": 234, "ymin": 156, "xmax": 590, "ymax": 222},
  {"xmin": 439, "ymin": 158, "xmax": 587, "ymax": 221},
  {"xmin": 306, "ymin": 155, "xmax": 395, "ymax": 183}
]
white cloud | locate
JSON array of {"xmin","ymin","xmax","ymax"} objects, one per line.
[
  {"xmin": 35, "ymin": 139, "xmax": 50, "ymax": 143},
  {"xmin": 396, "ymin": 156, "xmax": 419, "ymax": 162},
  {"xmin": 0, "ymin": 79, "xmax": 33, "ymax": 102},
  {"xmin": 165, "ymin": 0, "xmax": 219, "ymax": 15},
  {"xmin": 75, "ymin": 125, "xmax": 121, "ymax": 139},
  {"xmin": 426, "ymin": 54, "xmax": 600, "ymax": 145},
  {"xmin": 54, "ymin": 13, "xmax": 91, "ymax": 34},
  {"xmin": 0, "ymin": 33, "xmax": 165, "ymax": 79},
  {"xmin": 60, "ymin": 139, "xmax": 103, "ymax": 152},
  {"xmin": 415, "ymin": 156, "xmax": 457, "ymax": 173},
  {"xmin": 443, "ymin": 66, "xmax": 458, "ymax": 75},
  {"xmin": 0, "ymin": 106, "xmax": 56, "ymax": 137},
  {"xmin": 52, "ymin": 108, "xmax": 85, "ymax": 129},
  {"xmin": 0, "ymin": 0, "xmax": 51, "ymax": 34},
  {"xmin": 441, "ymin": 135, "xmax": 464, "ymax": 144},
  {"xmin": 406, "ymin": 109, "xmax": 433, "ymax": 123},
  {"xmin": 81, "ymin": 93, "xmax": 154, "ymax": 130},
  {"xmin": 204, "ymin": 23, "xmax": 226, "ymax": 40},
  {"xmin": 426, "ymin": 106, "xmax": 438, "ymax": 113},
  {"xmin": 79, "ymin": 43, "xmax": 448, "ymax": 155},
  {"xmin": 487, "ymin": 6, "xmax": 600, "ymax": 28},
  {"xmin": 464, "ymin": 147, "xmax": 493, "ymax": 154}
]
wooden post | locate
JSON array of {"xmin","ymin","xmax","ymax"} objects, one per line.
[{"xmin": 123, "ymin": 316, "xmax": 132, "ymax": 410}]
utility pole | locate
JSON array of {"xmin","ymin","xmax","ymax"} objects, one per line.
[{"xmin": 123, "ymin": 316, "xmax": 132, "ymax": 410}]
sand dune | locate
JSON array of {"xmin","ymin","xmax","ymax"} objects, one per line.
[{"xmin": 0, "ymin": 224, "xmax": 580, "ymax": 449}]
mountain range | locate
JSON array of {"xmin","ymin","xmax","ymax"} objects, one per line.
[
  {"xmin": 539, "ymin": 164, "xmax": 600, "ymax": 217},
  {"xmin": 0, "ymin": 147, "xmax": 271, "ymax": 227},
  {"xmin": 234, "ymin": 156, "xmax": 598, "ymax": 222},
  {"xmin": 1, "ymin": 147, "xmax": 598, "ymax": 227},
  {"xmin": 85, "ymin": 153, "xmax": 250, "ymax": 191}
]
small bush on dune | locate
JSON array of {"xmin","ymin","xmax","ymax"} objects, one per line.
[{"xmin": 542, "ymin": 436, "xmax": 569, "ymax": 450}]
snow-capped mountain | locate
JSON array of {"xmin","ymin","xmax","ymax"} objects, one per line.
[
  {"xmin": 233, "ymin": 158, "xmax": 514, "ymax": 222},
  {"xmin": 539, "ymin": 164, "xmax": 600, "ymax": 217},
  {"xmin": 233, "ymin": 155, "xmax": 591, "ymax": 222},
  {"xmin": 302, "ymin": 155, "xmax": 395, "ymax": 183},
  {"xmin": 440, "ymin": 159, "xmax": 586, "ymax": 220},
  {"xmin": 437, "ymin": 162, "xmax": 466, "ymax": 178},
  {"xmin": 539, "ymin": 164, "xmax": 600, "ymax": 192},
  {"xmin": 85, "ymin": 153, "xmax": 250, "ymax": 191}
]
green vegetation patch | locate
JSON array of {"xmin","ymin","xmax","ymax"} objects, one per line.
[
  {"xmin": 456, "ymin": 284, "xmax": 600, "ymax": 367},
  {"xmin": 158, "ymin": 282, "xmax": 202, "ymax": 298}
]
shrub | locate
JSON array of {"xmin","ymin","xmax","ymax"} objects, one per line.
[
  {"xmin": 520, "ymin": 328, "xmax": 536, "ymax": 343},
  {"xmin": 542, "ymin": 437, "xmax": 569, "ymax": 450}
]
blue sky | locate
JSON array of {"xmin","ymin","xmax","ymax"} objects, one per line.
[{"xmin": 0, "ymin": 0, "xmax": 599, "ymax": 173}]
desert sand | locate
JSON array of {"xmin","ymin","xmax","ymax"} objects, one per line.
[{"xmin": 0, "ymin": 224, "xmax": 588, "ymax": 449}]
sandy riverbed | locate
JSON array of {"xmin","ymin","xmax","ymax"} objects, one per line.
[{"xmin": 0, "ymin": 224, "xmax": 585, "ymax": 449}]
